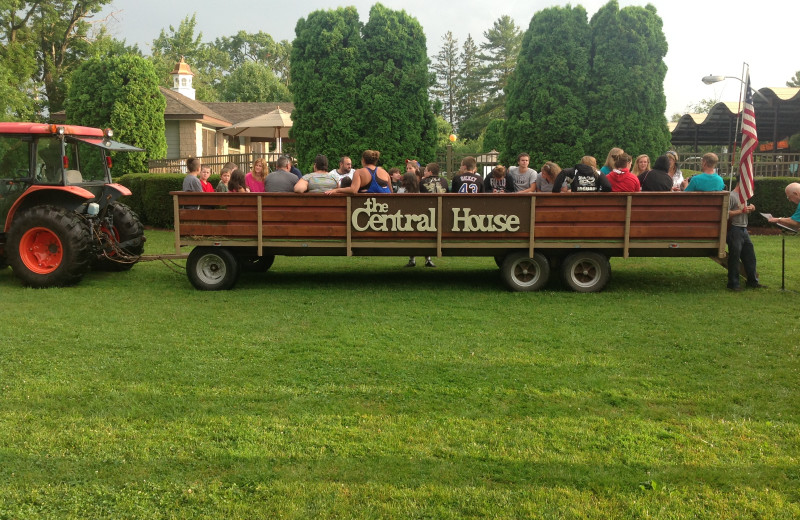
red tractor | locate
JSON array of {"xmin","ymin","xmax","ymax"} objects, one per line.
[{"xmin": 0, "ymin": 123, "xmax": 145, "ymax": 287}]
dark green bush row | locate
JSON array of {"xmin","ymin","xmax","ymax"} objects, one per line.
[
  {"xmin": 115, "ymin": 173, "xmax": 798, "ymax": 230},
  {"xmin": 117, "ymin": 173, "xmax": 220, "ymax": 228}
]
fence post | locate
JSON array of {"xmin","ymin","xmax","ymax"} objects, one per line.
[{"xmin": 446, "ymin": 143, "xmax": 453, "ymax": 179}]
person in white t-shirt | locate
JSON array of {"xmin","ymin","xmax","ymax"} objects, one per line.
[{"xmin": 330, "ymin": 156, "xmax": 355, "ymax": 186}]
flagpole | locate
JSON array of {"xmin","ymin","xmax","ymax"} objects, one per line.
[{"xmin": 728, "ymin": 62, "xmax": 749, "ymax": 191}]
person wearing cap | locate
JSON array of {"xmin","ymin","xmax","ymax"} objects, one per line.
[{"xmin": 684, "ymin": 153, "xmax": 724, "ymax": 192}]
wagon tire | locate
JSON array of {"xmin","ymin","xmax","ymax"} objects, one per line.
[
  {"xmin": 95, "ymin": 202, "xmax": 145, "ymax": 271},
  {"xmin": 240, "ymin": 253, "xmax": 275, "ymax": 273},
  {"xmin": 501, "ymin": 251, "xmax": 550, "ymax": 292},
  {"xmin": 561, "ymin": 251, "xmax": 611, "ymax": 293},
  {"xmin": 186, "ymin": 247, "xmax": 240, "ymax": 290},
  {"xmin": 7, "ymin": 205, "xmax": 92, "ymax": 287}
]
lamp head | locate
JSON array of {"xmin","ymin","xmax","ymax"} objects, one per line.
[{"xmin": 702, "ymin": 75, "xmax": 726, "ymax": 85}]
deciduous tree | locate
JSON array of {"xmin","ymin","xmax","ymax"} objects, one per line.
[{"xmin": 219, "ymin": 61, "xmax": 291, "ymax": 102}]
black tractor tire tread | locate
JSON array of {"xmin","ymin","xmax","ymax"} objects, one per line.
[{"xmin": 95, "ymin": 202, "xmax": 145, "ymax": 271}]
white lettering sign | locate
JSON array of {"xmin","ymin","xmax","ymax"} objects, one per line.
[{"xmin": 350, "ymin": 198, "xmax": 521, "ymax": 233}]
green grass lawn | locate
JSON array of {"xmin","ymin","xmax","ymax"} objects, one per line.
[{"xmin": 1, "ymin": 231, "xmax": 798, "ymax": 519}]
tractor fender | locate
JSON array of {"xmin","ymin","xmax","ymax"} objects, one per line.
[
  {"xmin": 4, "ymin": 186, "xmax": 94, "ymax": 232},
  {"xmin": 99, "ymin": 183, "xmax": 132, "ymax": 207}
]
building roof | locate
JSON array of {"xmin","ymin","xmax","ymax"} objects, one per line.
[
  {"xmin": 205, "ymin": 102, "xmax": 295, "ymax": 124},
  {"xmin": 671, "ymin": 87, "xmax": 800, "ymax": 146},
  {"xmin": 160, "ymin": 87, "xmax": 231, "ymax": 127},
  {"xmin": 170, "ymin": 57, "xmax": 194, "ymax": 76}
]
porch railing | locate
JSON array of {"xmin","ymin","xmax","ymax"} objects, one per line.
[{"xmin": 148, "ymin": 152, "xmax": 284, "ymax": 174}]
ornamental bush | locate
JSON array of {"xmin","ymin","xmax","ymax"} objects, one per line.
[{"xmin": 66, "ymin": 55, "xmax": 167, "ymax": 176}]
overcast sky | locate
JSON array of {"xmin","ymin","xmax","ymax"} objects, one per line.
[{"xmin": 98, "ymin": 0, "xmax": 797, "ymax": 119}]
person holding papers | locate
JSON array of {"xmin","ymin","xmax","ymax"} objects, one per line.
[{"xmin": 767, "ymin": 182, "xmax": 800, "ymax": 231}]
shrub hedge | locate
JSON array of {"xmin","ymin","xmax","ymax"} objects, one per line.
[{"xmin": 116, "ymin": 173, "xmax": 798, "ymax": 229}]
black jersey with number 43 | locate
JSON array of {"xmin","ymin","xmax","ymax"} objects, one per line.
[{"xmin": 451, "ymin": 173, "xmax": 484, "ymax": 193}]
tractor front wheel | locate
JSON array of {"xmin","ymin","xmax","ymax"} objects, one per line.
[{"xmin": 7, "ymin": 205, "xmax": 92, "ymax": 287}]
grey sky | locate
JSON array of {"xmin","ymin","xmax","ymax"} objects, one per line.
[{"xmin": 100, "ymin": 0, "xmax": 797, "ymax": 121}]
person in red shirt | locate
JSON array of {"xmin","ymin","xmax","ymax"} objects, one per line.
[
  {"xmin": 606, "ymin": 152, "xmax": 641, "ymax": 193},
  {"xmin": 199, "ymin": 166, "xmax": 215, "ymax": 193}
]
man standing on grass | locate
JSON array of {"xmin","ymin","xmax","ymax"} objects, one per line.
[
  {"xmin": 265, "ymin": 155, "xmax": 299, "ymax": 193},
  {"xmin": 768, "ymin": 182, "xmax": 800, "ymax": 230},
  {"xmin": 684, "ymin": 153, "xmax": 724, "ymax": 192},
  {"xmin": 726, "ymin": 185, "xmax": 765, "ymax": 291}
]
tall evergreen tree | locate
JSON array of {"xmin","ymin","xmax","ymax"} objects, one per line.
[
  {"xmin": 456, "ymin": 34, "xmax": 482, "ymax": 132},
  {"xmin": 430, "ymin": 31, "xmax": 460, "ymax": 129},
  {"xmin": 478, "ymin": 15, "xmax": 523, "ymax": 100},
  {"xmin": 359, "ymin": 4, "xmax": 436, "ymax": 167},
  {"xmin": 586, "ymin": 1, "xmax": 670, "ymax": 160},
  {"xmin": 504, "ymin": 5, "xmax": 591, "ymax": 167},
  {"xmin": 460, "ymin": 17, "xmax": 522, "ymax": 140},
  {"xmin": 66, "ymin": 55, "xmax": 166, "ymax": 174},
  {"xmin": 289, "ymin": 7, "xmax": 365, "ymax": 169}
]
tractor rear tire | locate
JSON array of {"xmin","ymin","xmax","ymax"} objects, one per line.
[
  {"xmin": 7, "ymin": 205, "xmax": 92, "ymax": 287},
  {"xmin": 95, "ymin": 202, "xmax": 145, "ymax": 271},
  {"xmin": 186, "ymin": 247, "xmax": 240, "ymax": 290}
]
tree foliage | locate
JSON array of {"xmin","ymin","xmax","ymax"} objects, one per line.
[
  {"xmin": 149, "ymin": 14, "xmax": 229, "ymax": 101},
  {"xmin": 358, "ymin": 4, "xmax": 436, "ymax": 167},
  {"xmin": 456, "ymin": 34, "xmax": 483, "ymax": 131},
  {"xmin": 786, "ymin": 70, "xmax": 800, "ymax": 88},
  {"xmin": 586, "ymin": 1, "xmax": 671, "ymax": 160},
  {"xmin": 214, "ymin": 31, "xmax": 292, "ymax": 87},
  {"xmin": 290, "ymin": 4, "xmax": 436, "ymax": 169},
  {"xmin": 431, "ymin": 31, "xmax": 460, "ymax": 129},
  {"xmin": 0, "ymin": 0, "xmax": 114, "ymax": 116},
  {"xmin": 219, "ymin": 61, "xmax": 291, "ymax": 102},
  {"xmin": 66, "ymin": 55, "xmax": 166, "ymax": 174},
  {"xmin": 290, "ymin": 7, "xmax": 365, "ymax": 169},
  {"xmin": 504, "ymin": 5, "xmax": 591, "ymax": 167}
]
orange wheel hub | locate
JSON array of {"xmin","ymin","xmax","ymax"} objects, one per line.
[{"xmin": 19, "ymin": 227, "xmax": 63, "ymax": 274}]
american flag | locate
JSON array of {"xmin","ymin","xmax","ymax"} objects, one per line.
[{"xmin": 738, "ymin": 74, "xmax": 758, "ymax": 203}]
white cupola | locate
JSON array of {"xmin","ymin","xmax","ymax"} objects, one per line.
[{"xmin": 170, "ymin": 57, "xmax": 196, "ymax": 100}]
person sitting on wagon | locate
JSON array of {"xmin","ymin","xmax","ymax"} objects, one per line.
[
  {"xmin": 606, "ymin": 153, "xmax": 641, "ymax": 192},
  {"xmin": 264, "ymin": 155, "xmax": 299, "ymax": 193},
  {"xmin": 484, "ymin": 165, "xmax": 516, "ymax": 193},
  {"xmin": 420, "ymin": 162, "xmax": 448, "ymax": 193},
  {"xmin": 325, "ymin": 150, "xmax": 392, "ymax": 194},
  {"xmin": 638, "ymin": 155, "xmax": 673, "ymax": 192},
  {"xmin": 684, "ymin": 153, "xmax": 724, "ymax": 192},
  {"xmin": 450, "ymin": 156, "xmax": 484, "ymax": 193},
  {"xmin": 294, "ymin": 155, "xmax": 339, "ymax": 193},
  {"xmin": 552, "ymin": 163, "xmax": 612, "ymax": 193}
]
